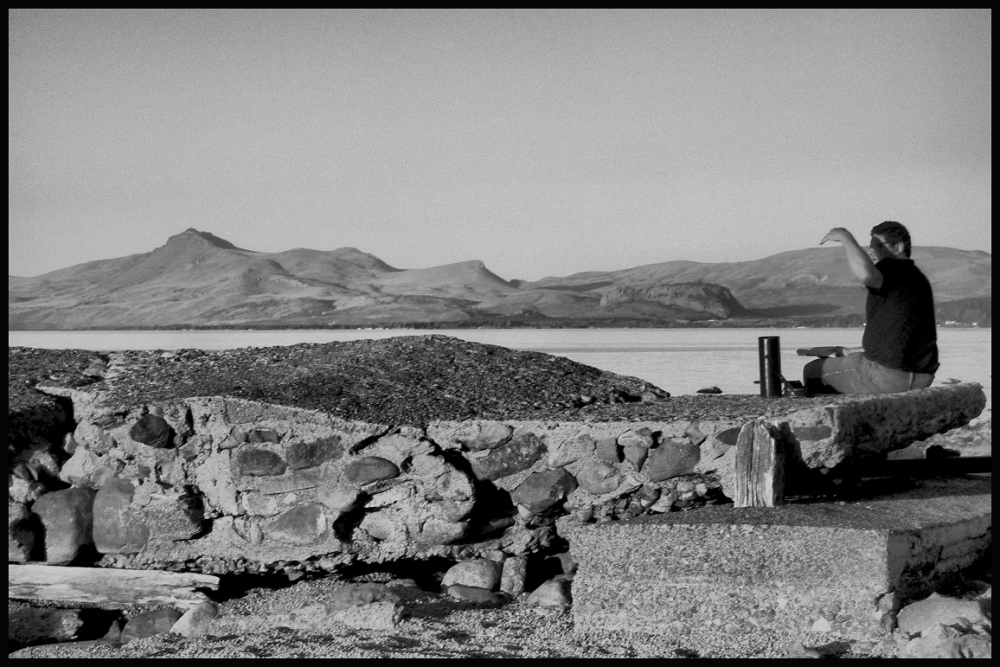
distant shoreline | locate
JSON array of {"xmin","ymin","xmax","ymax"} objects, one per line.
[{"xmin": 7, "ymin": 322, "xmax": 989, "ymax": 333}]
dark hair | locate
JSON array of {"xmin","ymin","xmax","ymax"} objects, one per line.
[{"xmin": 871, "ymin": 220, "xmax": 911, "ymax": 257}]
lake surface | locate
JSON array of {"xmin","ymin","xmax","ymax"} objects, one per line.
[{"xmin": 9, "ymin": 327, "xmax": 991, "ymax": 414}]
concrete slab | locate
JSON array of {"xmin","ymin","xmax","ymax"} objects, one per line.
[{"xmin": 562, "ymin": 475, "xmax": 991, "ymax": 642}]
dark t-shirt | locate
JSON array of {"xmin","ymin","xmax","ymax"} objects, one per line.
[{"xmin": 862, "ymin": 258, "xmax": 939, "ymax": 374}]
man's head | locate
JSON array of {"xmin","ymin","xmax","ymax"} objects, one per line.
[{"xmin": 870, "ymin": 220, "xmax": 911, "ymax": 258}]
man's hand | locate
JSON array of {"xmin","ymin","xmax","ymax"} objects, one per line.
[
  {"xmin": 819, "ymin": 226, "xmax": 883, "ymax": 289},
  {"xmin": 820, "ymin": 228, "xmax": 855, "ymax": 245}
]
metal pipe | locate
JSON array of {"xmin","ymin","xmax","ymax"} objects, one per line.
[{"xmin": 758, "ymin": 336, "xmax": 782, "ymax": 398}]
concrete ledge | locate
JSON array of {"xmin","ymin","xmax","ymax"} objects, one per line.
[
  {"xmin": 562, "ymin": 475, "xmax": 991, "ymax": 642},
  {"xmin": 783, "ymin": 383, "xmax": 987, "ymax": 469}
]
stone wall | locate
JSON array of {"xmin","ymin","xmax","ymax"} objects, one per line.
[
  {"xmin": 12, "ymin": 392, "xmax": 737, "ymax": 575},
  {"xmin": 8, "ymin": 340, "xmax": 986, "ymax": 580},
  {"xmin": 12, "ymin": 384, "xmax": 986, "ymax": 578}
]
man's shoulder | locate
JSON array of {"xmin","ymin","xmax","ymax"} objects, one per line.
[
  {"xmin": 877, "ymin": 257, "xmax": 922, "ymax": 276},
  {"xmin": 876, "ymin": 257, "xmax": 914, "ymax": 268},
  {"xmin": 875, "ymin": 258, "xmax": 934, "ymax": 296}
]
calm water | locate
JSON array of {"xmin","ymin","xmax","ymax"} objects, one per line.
[{"xmin": 9, "ymin": 327, "xmax": 991, "ymax": 414}]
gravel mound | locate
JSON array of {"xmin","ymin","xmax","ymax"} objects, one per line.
[
  {"xmin": 11, "ymin": 335, "xmax": 870, "ymax": 428},
  {"xmin": 16, "ymin": 334, "xmax": 668, "ymax": 424}
]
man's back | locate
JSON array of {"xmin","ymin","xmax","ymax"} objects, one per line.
[{"xmin": 862, "ymin": 257, "xmax": 939, "ymax": 374}]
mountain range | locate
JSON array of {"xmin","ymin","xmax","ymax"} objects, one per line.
[{"xmin": 8, "ymin": 228, "xmax": 992, "ymax": 330}]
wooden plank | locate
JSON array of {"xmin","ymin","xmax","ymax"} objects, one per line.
[
  {"xmin": 733, "ymin": 420, "xmax": 786, "ymax": 507},
  {"xmin": 9, "ymin": 564, "xmax": 219, "ymax": 609}
]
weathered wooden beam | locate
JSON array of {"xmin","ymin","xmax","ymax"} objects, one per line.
[
  {"xmin": 8, "ymin": 564, "xmax": 219, "ymax": 609},
  {"xmin": 734, "ymin": 420, "xmax": 786, "ymax": 507}
]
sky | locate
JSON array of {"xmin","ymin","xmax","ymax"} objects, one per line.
[{"xmin": 8, "ymin": 9, "xmax": 992, "ymax": 281}]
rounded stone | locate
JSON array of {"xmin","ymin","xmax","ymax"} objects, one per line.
[
  {"xmin": 617, "ymin": 427, "xmax": 654, "ymax": 449},
  {"xmin": 446, "ymin": 584, "xmax": 506, "ymax": 606},
  {"xmin": 128, "ymin": 414, "xmax": 175, "ymax": 449},
  {"xmin": 232, "ymin": 448, "xmax": 287, "ymax": 477},
  {"xmin": 500, "ymin": 556, "xmax": 528, "ymax": 596},
  {"xmin": 427, "ymin": 469, "xmax": 476, "ymax": 522},
  {"xmin": 469, "ymin": 434, "xmax": 547, "ymax": 481},
  {"xmin": 547, "ymin": 433, "xmax": 596, "ymax": 468},
  {"xmin": 622, "ymin": 444, "xmax": 649, "ymax": 471},
  {"xmin": 577, "ymin": 461, "xmax": 623, "ymax": 495},
  {"xmin": 121, "ymin": 608, "xmax": 184, "ymax": 644},
  {"xmin": 685, "ymin": 421, "xmax": 708, "ymax": 446},
  {"xmin": 170, "ymin": 601, "xmax": 219, "ymax": 638},
  {"xmin": 510, "ymin": 468, "xmax": 578, "ymax": 515},
  {"xmin": 526, "ymin": 579, "xmax": 571, "ymax": 610},
  {"xmin": 92, "ymin": 475, "xmax": 149, "ymax": 554},
  {"xmin": 645, "ymin": 439, "xmax": 701, "ymax": 482},
  {"xmin": 594, "ymin": 437, "xmax": 622, "ymax": 463},
  {"xmin": 897, "ymin": 593, "xmax": 990, "ymax": 636},
  {"xmin": 267, "ymin": 503, "xmax": 328, "ymax": 545},
  {"xmin": 441, "ymin": 558, "xmax": 504, "ymax": 591},
  {"xmin": 31, "ymin": 487, "xmax": 95, "ymax": 565},
  {"xmin": 344, "ymin": 456, "xmax": 400, "ymax": 485},
  {"xmin": 247, "ymin": 428, "xmax": 281, "ymax": 444},
  {"xmin": 286, "ymin": 436, "xmax": 343, "ymax": 470}
]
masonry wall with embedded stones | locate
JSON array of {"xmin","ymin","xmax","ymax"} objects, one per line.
[
  {"xmin": 10, "ymin": 392, "xmax": 741, "ymax": 577},
  {"xmin": 10, "ymin": 376, "xmax": 987, "ymax": 581}
]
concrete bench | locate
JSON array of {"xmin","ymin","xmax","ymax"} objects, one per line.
[
  {"xmin": 561, "ymin": 473, "xmax": 991, "ymax": 645},
  {"xmin": 722, "ymin": 382, "xmax": 987, "ymax": 506}
]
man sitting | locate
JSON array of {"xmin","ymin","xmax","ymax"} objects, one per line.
[{"xmin": 800, "ymin": 221, "xmax": 939, "ymax": 395}]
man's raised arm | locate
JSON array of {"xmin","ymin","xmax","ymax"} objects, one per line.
[{"xmin": 820, "ymin": 227, "xmax": 883, "ymax": 289}]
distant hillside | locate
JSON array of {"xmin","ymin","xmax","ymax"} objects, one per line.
[
  {"xmin": 8, "ymin": 228, "xmax": 992, "ymax": 329},
  {"xmin": 523, "ymin": 246, "xmax": 991, "ymax": 326}
]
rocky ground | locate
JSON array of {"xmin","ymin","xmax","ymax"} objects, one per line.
[
  {"xmin": 8, "ymin": 517, "xmax": 993, "ymax": 660},
  {"xmin": 8, "ymin": 337, "xmax": 992, "ymax": 659}
]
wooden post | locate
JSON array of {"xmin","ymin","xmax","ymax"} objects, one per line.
[
  {"xmin": 8, "ymin": 564, "xmax": 220, "ymax": 609},
  {"xmin": 734, "ymin": 420, "xmax": 786, "ymax": 507}
]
